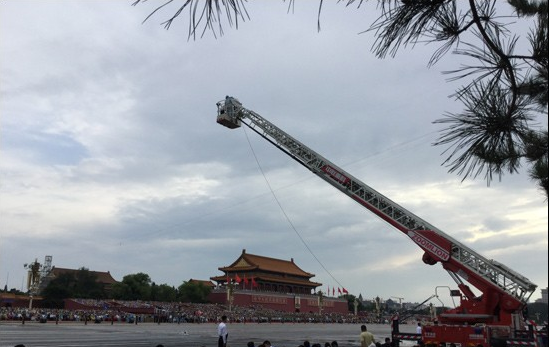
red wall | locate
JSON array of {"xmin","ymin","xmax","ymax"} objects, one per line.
[
  {"xmin": 0, "ymin": 294, "xmax": 40, "ymax": 308},
  {"xmin": 209, "ymin": 290, "xmax": 348, "ymax": 314}
]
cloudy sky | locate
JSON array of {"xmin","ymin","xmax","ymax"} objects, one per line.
[{"xmin": 1, "ymin": 1, "xmax": 547, "ymax": 306}]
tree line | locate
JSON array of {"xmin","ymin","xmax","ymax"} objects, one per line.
[{"xmin": 39, "ymin": 267, "xmax": 211, "ymax": 308}]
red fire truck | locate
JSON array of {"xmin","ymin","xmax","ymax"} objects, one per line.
[{"xmin": 216, "ymin": 96, "xmax": 547, "ymax": 347}]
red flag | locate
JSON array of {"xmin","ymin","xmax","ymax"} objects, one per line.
[
  {"xmin": 332, "ymin": 287, "xmax": 335, "ymax": 296},
  {"xmin": 342, "ymin": 287, "xmax": 348, "ymax": 294},
  {"xmin": 252, "ymin": 277, "xmax": 258, "ymax": 288},
  {"xmin": 244, "ymin": 275, "xmax": 249, "ymax": 286},
  {"xmin": 327, "ymin": 286, "xmax": 330, "ymax": 296},
  {"xmin": 235, "ymin": 273, "xmax": 242, "ymax": 284},
  {"xmin": 338, "ymin": 287, "xmax": 342, "ymax": 294}
]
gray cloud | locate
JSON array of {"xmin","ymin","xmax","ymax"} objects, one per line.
[{"xmin": 1, "ymin": 1, "xmax": 546, "ymax": 303}]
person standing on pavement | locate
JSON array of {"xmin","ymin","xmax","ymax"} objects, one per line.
[
  {"xmin": 217, "ymin": 315, "xmax": 228, "ymax": 347},
  {"xmin": 360, "ymin": 324, "xmax": 376, "ymax": 347}
]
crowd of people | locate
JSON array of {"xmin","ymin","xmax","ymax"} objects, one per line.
[
  {"xmin": 0, "ymin": 299, "xmax": 397, "ymax": 325},
  {"xmin": 243, "ymin": 339, "xmax": 343, "ymax": 347}
]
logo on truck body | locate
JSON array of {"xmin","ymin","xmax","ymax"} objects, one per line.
[
  {"xmin": 321, "ymin": 165, "xmax": 350, "ymax": 184},
  {"xmin": 408, "ymin": 231, "xmax": 450, "ymax": 261}
]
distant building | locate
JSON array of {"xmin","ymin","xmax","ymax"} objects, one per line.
[
  {"xmin": 188, "ymin": 278, "xmax": 215, "ymax": 289},
  {"xmin": 2, "ymin": 267, "xmax": 118, "ymax": 309},
  {"xmin": 210, "ymin": 249, "xmax": 321, "ymax": 294},
  {"xmin": 209, "ymin": 249, "xmax": 348, "ymax": 314},
  {"xmin": 536, "ymin": 287, "xmax": 548, "ymax": 304},
  {"xmin": 39, "ymin": 267, "xmax": 118, "ymax": 294}
]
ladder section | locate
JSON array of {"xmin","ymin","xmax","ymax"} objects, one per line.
[{"xmin": 217, "ymin": 97, "xmax": 537, "ymax": 305}]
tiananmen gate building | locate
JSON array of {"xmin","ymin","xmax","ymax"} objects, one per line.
[{"xmin": 208, "ymin": 249, "xmax": 348, "ymax": 314}]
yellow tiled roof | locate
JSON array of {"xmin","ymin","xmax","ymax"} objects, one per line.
[{"xmin": 218, "ymin": 249, "xmax": 315, "ymax": 278}]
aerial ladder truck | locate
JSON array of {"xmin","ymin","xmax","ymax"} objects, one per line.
[{"xmin": 216, "ymin": 96, "xmax": 546, "ymax": 347}]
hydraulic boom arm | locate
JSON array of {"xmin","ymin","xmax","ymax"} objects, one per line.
[{"xmin": 216, "ymin": 96, "xmax": 537, "ymax": 325}]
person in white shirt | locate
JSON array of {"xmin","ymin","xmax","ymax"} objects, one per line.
[
  {"xmin": 217, "ymin": 315, "xmax": 228, "ymax": 347},
  {"xmin": 416, "ymin": 322, "xmax": 422, "ymax": 334}
]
